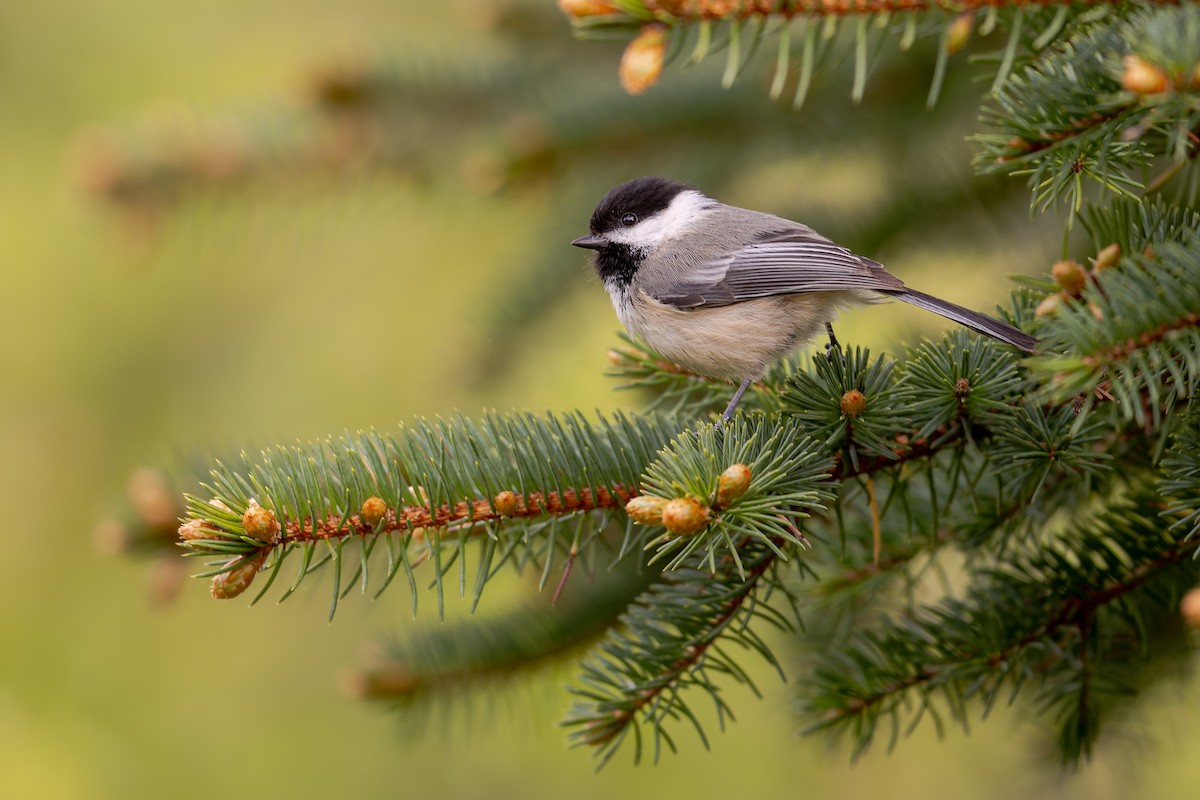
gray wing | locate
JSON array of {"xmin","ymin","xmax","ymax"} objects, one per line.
[{"xmin": 651, "ymin": 229, "xmax": 905, "ymax": 309}]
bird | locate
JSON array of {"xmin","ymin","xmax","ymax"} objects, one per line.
[{"xmin": 571, "ymin": 176, "xmax": 1037, "ymax": 422}]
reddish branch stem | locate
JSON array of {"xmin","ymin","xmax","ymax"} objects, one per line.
[
  {"xmin": 280, "ymin": 485, "xmax": 634, "ymax": 545},
  {"xmin": 645, "ymin": 0, "xmax": 1165, "ymax": 21}
]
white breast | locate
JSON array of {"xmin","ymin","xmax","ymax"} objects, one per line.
[{"xmin": 619, "ymin": 289, "xmax": 863, "ymax": 381}]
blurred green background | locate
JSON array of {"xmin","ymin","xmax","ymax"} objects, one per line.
[{"xmin": 2, "ymin": 1, "xmax": 1198, "ymax": 797}]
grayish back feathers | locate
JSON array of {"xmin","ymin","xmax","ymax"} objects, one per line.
[{"xmin": 633, "ymin": 203, "xmax": 905, "ymax": 310}]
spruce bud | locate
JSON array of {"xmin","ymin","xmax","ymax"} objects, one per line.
[
  {"xmin": 178, "ymin": 518, "xmax": 217, "ymax": 542},
  {"xmin": 717, "ymin": 463, "xmax": 752, "ymax": 506},
  {"xmin": 625, "ymin": 495, "xmax": 667, "ymax": 525},
  {"xmin": 946, "ymin": 13, "xmax": 973, "ymax": 56},
  {"xmin": 660, "ymin": 497, "xmax": 709, "ymax": 536},
  {"xmin": 1121, "ymin": 55, "xmax": 1169, "ymax": 95},
  {"xmin": 1036, "ymin": 294, "xmax": 1063, "ymax": 318},
  {"xmin": 1051, "ymin": 260, "xmax": 1088, "ymax": 294},
  {"xmin": 557, "ymin": 0, "xmax": 618, "ymax": 16},
  {"xmin": 619, "ymin": 24, "xmax": 667, "ymax": 95},
  {"xmin": 840, "ymin": 389, "xmax": 867, "ymax": 418},
  {"xmin": 1092, "ymin": 243, "xmax": 1121, "ymax": 273},
  {"xmin": 210, "ymin": 554, "xmax": 266, "ymax": 600},
  {"xmin": 360, "ymin": 496, "xmax": 388, "ymax": 527},
  {"xmin": 493, "ymin": 490, "xmax": 520, "ymax": 517},
  {"xmin": 241, "ymin": 499, "xmax": 279, "ymax": 542}
]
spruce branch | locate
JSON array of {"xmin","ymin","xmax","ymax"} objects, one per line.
[
  {"xmin": 563, "ymin": 540, "xmax": 799, "ymax": 766},
  {"xmin": 165, "ymin": 319, "xmax": 1182, "ymax": 761},
  {"xmin": 801, "ymin": 498, "xmax": 1200, "ymax": 763},
  {"xmin": 975, "ymin": 3, "xmax": 1200, "ymax": 210},
  {"xmin": 989, "ymin": 400, "xmax": 1112, "ymax": 497},
  {"xmin": 568, "ymin": 0, "xmax": 1148, "ymax": 26},
  {"xmin": 1029, "ymin": 230, "xmax": 1200, "ymax": 425},
  {"xmin": 1079, "ymin": 195, "xmax": 1200, "ymax": 257},
  {"xmin": 566, "ymin": 0, "xmax": 1150, "ymax": 107},
  {"xmin": 349, "ymin": 560, "xmax": 656, "ymax": 712},
  {"xmin": 178, "ymin": 411, "xmax": 686, "ymax": 614},
  {"xmin": 1160, "ymin": 409, "xmax": 1200, "ymax": 539},
  {"xmin": 623, "ymin": 0, "xmax": 1155, "ymax": 21},
  {"xmin": 902, "ymin": 330, "xmax": 1027, "ymax": 440},
  {"xmin": 631, "ymin": 415, "xmax": 835, "ymax": 575},
  {"xmin": 784, "ymin": 346, "xmax": 914, "ymax": 470}
]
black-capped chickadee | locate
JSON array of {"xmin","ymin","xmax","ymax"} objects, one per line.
[{"xmin": 572, "ymin": 177, "xmax": 1038, "ymax": 422}]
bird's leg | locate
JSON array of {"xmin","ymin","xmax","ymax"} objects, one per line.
[
  {"xmin": 717, "ymin": 377, "xmax": 754, "ymax": 429},
  {"xmin": 824, "ymin": 321, "xmax": 843, "ymax": 361}
]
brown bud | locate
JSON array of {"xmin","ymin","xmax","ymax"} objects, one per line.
[
  {"xmin": 954, "ymin": 378, "xmax": 971, "ymax": 397},
  {"xmin": 493, "ymin": 490, "xmax": 520, "ymax": 517},
  {"xmin": 1182, "ymin": 587, "xmax": 1200, "ymax": 630},
  {"xmin": 625, "ymin": 495, "xmax": 667, "ymax": 525},
  {"xmin": 210, "ymin": 553, "xmax": 266, "ymax": 600},
  {"xmin": 557, "ymin": 0, "xmax": 619, "ymax": 16},
  {"xmin": 1036, "ymin": 293, "xmax": 1063, "ymax": 318},
  {"xmin": 946, "ymin": 13, "xmax": 973, "ymax": 56},
  {"xmin": 241, "ymin": 499, "xmax": 280, "ymax": 542},
  {"xmin": 1092, "ymin": 243, "xmax": 1121, "ymax": 272},
  {"xmin": 178, "ymin": 517, "xmax": 219, "ymax": 542},
  {"xmin": 840, "ymin": 389, "xmax": 867, "ymax": 418},
  {"xmin": 660, "ymin": 497, "xmax": 709, "ymax": 536},
  {"xmin": 619, "ymin": 24, "xmax": 667, "ymax": 96},
  {"xmin": 1051, "ymin": 260, "xmax": 1088, "ymax": 293},
  {"xmin": 1122, "ymin": 54, "xmax": 1169, "ymax": 95},
  {"xmin": 360, "ymin": 496, "xmax": 388, "ymax": 527},
  {"xmin": 175, "ymin": 515, "xmax": 226, "ymax": 554},
  {"xmin": 717, "ymin": 464, "xmax": 752, "ymax": 506}
]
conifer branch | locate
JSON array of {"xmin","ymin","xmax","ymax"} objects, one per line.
[
  {"xmin": 802, "ymin": 500, "xmax": 1200, "ymax": 759},
  {"xmin": 582, "ymin": 0, "xmax": 1161, "ymax": 24},
  {"xmin": 349, "ymin": 562, "xmax": 656, "ymax": 708},
  {"xmin": 567, "ymin": 0, "xmax": 1169, "ymax": 107},
  {"xmin": 97, "ymin": 0, "xmax": 1200, "ymax": 768},
  {"xmin": 277, "ymin": 485, "xmax": 633, "ymax": 545},
  {"xmin": 975, "ymin": 3, "xmax": 1200, "ymax": 209},
  {"xmin": 177, "ymin": 411, "xmax": 686, "ymax": 612},
  {"xmin": 564, "ymin": 540, "xmax": 796, "ymax": 765},
  {"xmin": 1030, "ymin": 231, "xmax": 1200, "ymax": 424},
  {"xmin": 1160, "ymin": 410, "xmax": 1200, "ymax": 538}
]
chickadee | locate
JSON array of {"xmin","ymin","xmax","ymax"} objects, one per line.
[{"xmin": 572, "ymin": 177, "xmax": 1038, "ymax": 422}]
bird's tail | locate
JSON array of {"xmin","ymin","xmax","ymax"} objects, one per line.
[{"xmin": 892, "ymin": 289, "xmax": 1038, "ymax": 353}]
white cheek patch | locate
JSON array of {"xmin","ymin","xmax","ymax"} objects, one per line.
[{"xmin": 605, "ymin": 190, "xmax": 713, "ymax": 249}]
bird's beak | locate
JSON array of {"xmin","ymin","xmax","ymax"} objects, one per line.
[{"xmin": 571, "ymin": 234, "xmax": 608, "ymax": 250}]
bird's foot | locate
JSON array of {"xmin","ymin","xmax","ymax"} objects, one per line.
[{"xmin": 824, "ymin": 321, "xmax": 844, "ymax": 362}]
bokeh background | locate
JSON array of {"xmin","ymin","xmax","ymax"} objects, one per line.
[{"xmin": 2, "ymin": 1, "xmax": 1198, "ymax": 798}]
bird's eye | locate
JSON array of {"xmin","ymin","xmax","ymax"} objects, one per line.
[{"xmin": 620, "ymin": 213, "xmax": 638, "ymax": 227}]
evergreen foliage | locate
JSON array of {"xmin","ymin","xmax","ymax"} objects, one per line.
[{"xmin": 103, "ymin": 0, "xmax": 1200, "ymax": 770}]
